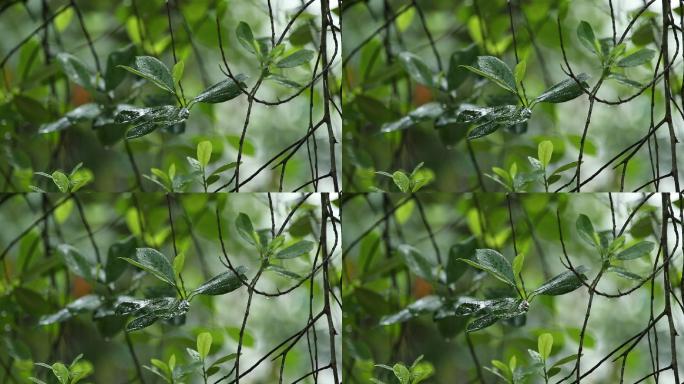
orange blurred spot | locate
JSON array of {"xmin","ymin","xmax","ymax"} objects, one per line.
[
  {"xmin": 70, "ymin": 85, "xmax": 91, "ymax": 106},
  {"xmin": 71, "ymin": 276, "xmax": 92, "ymax": 297},
  {"xmin": 412, "ymin": 84, "xmax": 433, "ymax": 105},
  {"xmin": 412, "ymin": 277, "xmax": 433, "ymax": 298}
]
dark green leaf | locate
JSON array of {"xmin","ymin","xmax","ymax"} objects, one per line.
[
  {"xmin": 446, "ymin": 237, "xmax": 477, "ymax": 283},
  {"xmin": 530, "ymin": 266, "xmax": 588, "ymax": 297},
  {"xmin": 121, "ymin": 248, "xmax": 176, "ymax": 287},
  {"xmin": 459, "ymin": 249, "xmax": 515, "ymax": 286},
  {"xmin": 105, "ymin": 44, "xmax": 136, "ymax": 90},
  {"xmin": 615, "ymin": 241, "xmax": 654, "ymax": 260},
  {"xmin": 461, "ymin": 56, "xmax": 517, "ymax": 93},
  {"xmin": 192, "ymin": 74, "xmax": 247, "ymax": 104},
  {"xmin": 447, "ymin": 44, "xmax": 478, "ymax": 90},
  {"xmin": 532, "ymin": 73, "xmax": 589, "ymax": 105},
  {"xmin": 189, "ymin": 266, "xmax": 247, "ymax": 298},
  {"xmin": 617, "ymin": 49, "xmax": 655, "ymax": 67},
  {"xmin": 118, "ymin": 56, "xmax": 175, "ymax": 94},
  {"xmin": 106, "ymin": 236, "xmax": 136, "ymax": 283}
]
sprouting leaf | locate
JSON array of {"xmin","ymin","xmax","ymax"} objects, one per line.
[
  {"xmin": 538, "ymin": 140, "xmax": 554, "ymax": 169},
  {"xmin": 121, "ymin": 248, "xmax": 176, "ymax": 287},
  {"xmin": 615, "ymin": 241, "xmax": 654, "ymax": 260},
  {"xmin": 172, "ymin": 60, "xmax": 185, "ymax": 84},
  {"xmin": 51, "ymin": 171, "xmax": 70, "ymax": 192},
  {"xmin": 459, "ymin": 249, "xmax": 516, "ymax": 287},
  {"xmin": 56, "ymin": 53, "xmax": 94, "ymax": 90},
  {"xmin": 576, "ymin": 214, "xmax": 598, "ymax": 247},
  {"xmin": 461, "ymin": 56, "xmax": 517, "ymax": 94},
  {"xmin": 192, "ymin": 74, "xmax": 247, "ymax": 104},
  {"xmin": 397, "ymin": 245, "xmax": 434, "ymax": 281},
  {"xmin": 530, "ymin": 266, "xmax": 588, "ymax": 297},
  {"xmin": 513, "ymin": 60, "xmax": 526, "ymax": 85},
  {"xmin": 236, "ymin": 213, "xmax": 258, "ymax": 246},
  {"xmin": 118, "ymin": 56, "xmax": 175, "ymax": 94},
  {"xmin": 398, "ymin": 52, "xmax": 434, "ymax": 87},
  {"xmin": 276, "ymin": 49, "xmax": 314, "ymax": 68},
  {"xmin": 275, "ymin": 240, "xmax": 314, "ymax": 259},
  {"xmin": 197, "ymin": 332, "xmax": 212, "ymax": 360},
  {"xmin": 392, "ymin": 171, "xmax": 411, "ymax": 192},
  {"xmin": 532, "ymin": 73, "xmax": 590, "ymax": 105},
  {"xmin": 617, "ymin": 48, "xmax": 655, "ymax": 67},
  {"xmin": 197, "ymin": 140, "xmax": 212, "ymax": 167},
  {"xmin": 189, "ymin": 266, "xmax": 247, "ymax": 298},
  {"xmin": 236, "ymin": 22, "xmax": 258, "ymax": 55},
  {"xmin": 538, "ymin": 333, "xmax": 554, "ymax": 361},
  {"xmin": 577, "ymin": 21, "xmax": 599, "ymax": 55},
  {"xmin": 512, "ymin": 253, "xmax": 525, "ymax": 278},
  {"xmin": 172, "ymin": 252, "xmax": 185, "ymax": 277},
  {"xmin": 392, "ymin": 363, "xmax": 410, "ymax": 384}
]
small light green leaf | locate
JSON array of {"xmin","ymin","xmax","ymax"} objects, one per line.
[
  {"xmin": 190, "ymin": 266, "xmax": 247, "ymax": 298},
  {"xmin": 538, "ymin": 140, "xmax": 554, "ymax": 169},
  {"xmin": 513, "ymin": 60, "xmax": 526, "ymax": 85},
  {"xmin": 236, "ymin": 22, "xmax": 257, "ymax": 55},
  {"xmin": 392, "ymin": 171, "xmax": 411, "ymax": 192},
  {"xmin": 51, "ymin": 363, "xmax": 70, "ymax": 384},
  {"xmin": 392, "ymin": 363, "xmax": 410, "ymax": 384},
  {"xmin": 121, "ymin": 248, "xmax": 176, "ymax": 287},
  {"xmin": 577, "ymin": 21, "xmax": 599, "ymax": 55},
  {"xmin": 615, "ymin": 241, "xmax": 654, "ymax": 260},
  {"xmin": 275, "ymin": 240, "xmax": 314, "ymax": 259},
  {"xmin": 172, "ymin": 252, "xmax": 185, "ymax": 276},
  {"xmin": 197, "ymin": 332, "xmax": 212, "ymax": 360},
  {"xmin": 197, "ymin": 140, "xmax": 212, "ymax": 167},
  {"xmin": 276, "ymin": 49, "xmax": 314, "ymax": 68},
  {"xmin": 172, "ymin": 60, "xmax": 185, "ymax": 83},
  {"xmin": 512, "ymin": 253, "xmax": 525, "ymax": 277},
  {"xmin": 51, "ymin": 171, "xmax": 70, "ymax": 192},
  {"xmin": 576, "ymin": 214, "xmax": 598, "ymax": 247},
  {"xmin": 617, "ymin": 48, "xmax": 655, "ymax": 67},
  {"xmin": 398, "ymin": 52, "xmax": 434, "ymax": 87},
  {"xmin": 460, "ymin": 249, "xmax": 515, "ymax": 287},
  {"xmin": 192, "ymin": 74, "xmax": 247, "ymax": 104},
  {"xmin": 236, "ymin": 213, "xmax": 258, "ymax": 246},
  {"xmin": 118, "ymin": 56, "xmax": 175, "ymax": 94},
  {"xmin": 461, "ymin": 56, "xmax": 517, "ymax": 94},
  {"xmin": 538, "ymin": 333, "xmax": 554, "ymax": 361}
]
